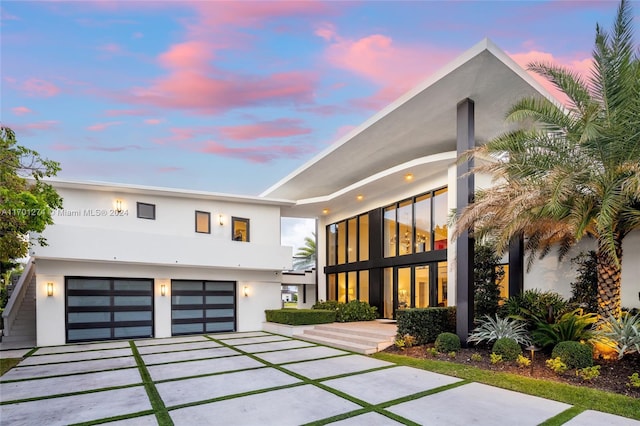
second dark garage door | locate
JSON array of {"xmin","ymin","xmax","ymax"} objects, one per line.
[{"xmin": 171, "ymin": 280, "xmax": 236, "ymax": 335}]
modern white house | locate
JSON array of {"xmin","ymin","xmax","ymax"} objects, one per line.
[{"xmin": 3, "ymin": 38, "xmax": 639, "ymax": 347}]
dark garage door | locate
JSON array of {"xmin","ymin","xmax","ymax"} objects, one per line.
[
  {"xmin": 171, "ymin": 280, "xmax": 235, "ymax": 335},
  {"xmin": 66, "ymin": 277, "xmax": 154, "ymax": 343}
]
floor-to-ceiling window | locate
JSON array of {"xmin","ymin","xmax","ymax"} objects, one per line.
[{"xmin": 325, "ymin": 187, "xmax": 448, "ymax": 318}]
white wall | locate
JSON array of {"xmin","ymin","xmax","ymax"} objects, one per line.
[{"xmin": 35, "ymin": 258, "xmax": 287, "ymax": 346}]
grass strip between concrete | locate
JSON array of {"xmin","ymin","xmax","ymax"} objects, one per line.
[
  {"xmin": 374, "ymin": 352, "xmax": 640, "ymax": 421},
  {"xmin": 129, "ymin": 341, "xmax": 173, "ymax": 426}
]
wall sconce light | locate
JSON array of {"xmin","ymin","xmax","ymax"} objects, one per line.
[
  {"xmin": 115, "ymin": 199, "xmax": 123, "ymax": 213},
  {"xmin": 404, "ymin": 173, "xmax": 414, "ymax": 182},
  {"xmin": 160, "ymin": 284, "xmax": 167, "ymax": 297},
  {"xmin": 356, "ymin": 194, "xmax": 364, "ymax": 201},
  {"xmin": 243, "ymin": 285, "xmax": 249, "ymax": 297},
  {"xmin": 218, "ymin": 214, "xmax": 224, "ymax": 226},
  {"xmin": 322, "ymin": 208, "xmax": 329, "ymax": 215},
  {"xmin": 47, "ymin": 282, "xmax": 54, "ymax": 297}
]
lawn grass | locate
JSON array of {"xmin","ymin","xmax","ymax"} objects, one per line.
[
  {"xmin": 0, "ymin": 358, "xmax": 21, "ymax": 376},
  {"xmin": 373, "ymin": 352, "xmax": 640, "ymax": 421}
]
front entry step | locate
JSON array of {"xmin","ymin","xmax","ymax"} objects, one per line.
[{"xmin": 296, "ymin": 321, "xmax": 397, "ymax": 355}]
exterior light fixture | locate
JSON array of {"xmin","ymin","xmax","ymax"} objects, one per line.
[
  {"xmin": 115, "ymin": 199, "xmax": 123, "ymax": 213},
  {"xmin": 404, "ymin": 173, "xmax": 414, "ymax": 182},
  {"xmin": 322, "ymin": 208, "xmax": 329, "ymax": 215},
  {"xmin": 356, "ymin": 195, "xmax": 363, "ymax": 201},
  {"xmin": 525, "ymin": 344, "xmax": 541, "ymax": 376},
  {"xmin": 161, "ymin": 284, "xmax": 167, "ymax": 296},
  {"xmin": 243, "ymin": 286, "xmax": 249, "ymax": 297},
  {"xmin": 218, "ymin": 214, "xmax": 224, "ymax": 226},
  {"xmin": 47, "ymin": 282, "xmax": 54, "ymax": 297}
]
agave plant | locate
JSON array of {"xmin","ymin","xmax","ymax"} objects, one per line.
[
  {"xmin": 467, "ymin": 315, "xmax": 532, "ymax": 346},
  {"xmin": 532, "ymin": 308, "xmax": 598, "ymax": 348},
  {"xmin": 596, "ymin": 313, "xmax": 640, "ymax": 359}
]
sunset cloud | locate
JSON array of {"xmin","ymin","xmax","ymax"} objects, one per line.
[
  {"xmin": 198, "ymin": 140, "xmax": 314, "ymax": 163},
  {"xmin": 87, "ymin": 121, "xmax": 123, "ymax": 131},
  {"xmin": 219, "ymin": 118, "xmax": 311, "ymax": 141},
  {"xmin": 144, "ymin": 118, "xmax": 163, "ymax": 125},
  {"xmin": 20, "ymin": 78, "xmax": 61, "ymax": 97},
  {"xmin": 12, "ymin": 106, "xmax": 32, "ymax": 116}
]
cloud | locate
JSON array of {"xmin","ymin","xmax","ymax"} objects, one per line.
[
  {"xmin": 98, "ymin": 43, "xmax": 122, "ymax": 54},
  {"xmin": 104, "ymin": 109, "xmax": 149, "ymax": 117},
  {"xmin": 11, "ymin": 120, "xmax": 59, "ymax": 136},
  {"xmin": 87, "ymin": 121, "xmax": 123, "ymax": 131},
  {"xmin": 198, "ymin": 140, "xmax": 315, "ymax": 163},
  {"xmin": 318, "ymin": 26, "xmax": 454, "ymax": 109},
  {"xmin": 50, "ymin": 142, "xmax": 143, "ymax": 152},
  {"xmin": 508, "ymin": 50, "xmax": 592, "ymax": 105},
  {"xmin": 20, "ymin": 78, "xmax": 61, "ymax": 97},
  {"xmin": 144, "ymin": 118, "xmax": 163, "ymax": 125},
  {"xmin": 219, "ymin": 118, "xmax": 311, "ymax": 141},
  {"xmin": 12, "ymin": 106, "xmax": 32, "ymax": 116},
  {"xmin": 1, "ymin": 7, "xmax": 19, "ymax": 21}
]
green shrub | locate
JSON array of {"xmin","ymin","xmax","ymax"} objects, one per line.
[
  {"xmin": 628, "ymin": 373, "xmax": 640, "ymax": 388},
  {"xmin": 435, "ymin": 332, "xmax": 461, "ymax": 353},
  {"xmin": 516, "ymin": 354, "xmax": 531, "ymax": 368},
  {"xmin": 491, "ymin": 337, "xmax": 522, "ymax": 361},
  {"xmin": 569, "ymin": 251, "xmax": 598, "ymax": 313},
  {"xmin": 490, "ymin": 353, "xmax": 503, "ymax": 364},
  {"xmin": 311, "ymin": 300, "xmax": 377, "ymax": 322},
  {"xmin": 576, "ymin": 365, "xmax": 600, "ymax": 381},
  {"xmin": 533, "ymin": 309, "xmax": 597, "ymax": 348},
  {"xmin": 474, "ymin": 242, "xmax": 504, "ymax": 319},
  {"xmin": 471, "ymin": 353, "xmax": 483, "ymax": 362},
  {"xmin": 396, "ymin": 307, "xmax": 456, "ymax": 345},
  {"xmin": 551, "ymin": 341, "xmax": 593, "ymax": 369},
  {"xmin": 503, "ymin": 289, "xmax": 569, "ymax": 326},
  {"xmin": 265, "ymin": 309, "xmax": 335, "ymax": 325}
]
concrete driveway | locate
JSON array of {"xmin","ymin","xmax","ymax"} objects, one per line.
[{"xmin": 1, "ymin": 332, "xmax": 637, "ymax": 425}]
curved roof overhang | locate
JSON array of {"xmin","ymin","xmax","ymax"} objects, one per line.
[{"xmin": 261, "ymin": 39, "xmax": 556, "ymax": 218}]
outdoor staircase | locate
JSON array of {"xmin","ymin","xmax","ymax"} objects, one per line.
[
  {"xmin": 297, "ymin": 321, "xmax": 397, "ymax": 355},
  {"xmin": 1, "ymin": 269, "xmax": 37, "ymax": 349}
]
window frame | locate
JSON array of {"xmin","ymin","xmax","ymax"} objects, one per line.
[
  {"xmin": 195, "ymin": 210, "xmax": 211, "ymax": 234},
  {"xmin": 231, "ymin": 217, "xmax": 250, "ymax": 242},
  {"xmin": 136, "ymin": 202, "xmax": 156, "ymax": 220}
]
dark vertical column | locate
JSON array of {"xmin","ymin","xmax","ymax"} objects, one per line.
[
  {"xmin": 368, "ymin": 208, "xmax": 384, "ymax": 315},
  {"xmin": 508, "ymin": 235, "xmax": 524, "ymax": 298},
  {"xmin": 456, "ymin": 98, "xmax": 475, "ymax": 344}
]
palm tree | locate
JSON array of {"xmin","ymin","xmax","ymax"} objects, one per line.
[
  {"xmin": 455, "ymin": 0, "xmax": 640, "ymax": 320},
  {"xmin": 293, "ymin": 233, "xmax": 316, "ymax": 270}
]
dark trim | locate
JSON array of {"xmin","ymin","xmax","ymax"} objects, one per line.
[
  {"xmin": 508, "ymin": 235, "xmax": 524, "ymax": 298},
  {"xmin": 136, "ymin": 202, "xmax": 156, "ymax": 220},
  {"xmin": 195, "ymin": 210, "xmax": 211, "ymax": 234},
  {"xmin": 231, "ymin": 217, "xmax": 250, "ymax": 242},
  {"xmin": 455, "ymin": 98, "xmax": 475, "ymax": 344}
]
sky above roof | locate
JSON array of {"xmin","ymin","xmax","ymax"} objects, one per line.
[{"xmin": 2, "ymin": 0, "xmax": 623, "ymax": 199}]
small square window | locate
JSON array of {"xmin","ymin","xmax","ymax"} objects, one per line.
[
  {"xmin": 195, "ymin": 211, "xmax": 211, "ymax": 234},
  {"xmin": 137, "ymin": 202, "xmax": 156, "ymax": 220},
  {"xmin": 232, "ymin": 217, "xmax": 249, "ymax": 242}
]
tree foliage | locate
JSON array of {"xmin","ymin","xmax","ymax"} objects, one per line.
[
  {"xmin": 293, "ymin": 232, "xmax": 316, "ymax": 270},
  {"xmin": 0, "ymin": 126, "xmax": 63, "ymax": 263},
  {"xmin": 455, "ymin": 0, "xmax": 640, "ymax": 320},
  {"xmin": 474, "ymin": 241, "xmax": 504, "ymax": 319}
]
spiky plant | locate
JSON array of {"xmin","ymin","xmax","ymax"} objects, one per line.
[
  {"xmin": 455, "ymin": 0, "xmax": 640, "ymax": 320},
  {"xmin": 467, "ymin": 315, "xmax": 532, "ymax": 346},
  {"xmin": 596, "ymin": 312, "xmax": 640, "ymax": 359}
]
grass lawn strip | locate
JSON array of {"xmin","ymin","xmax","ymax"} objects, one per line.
[
  {"xmin": 0, "ymin": 358, "xmax": 21, "ymax": 376},
  {"xmin": 0, "ymin": 382, "xmax": 145, "ymax": 405},
  {"xmin": 69, "ymin": 410, "xmax": 156, "ymax": 426},
  {"xmin": 129, "ymin": 341, "xmax": 173, "ymax": 426},
  {"xmin": 0, "ymin": 365, "xmax": 140, "ymax": 384},
  {"xmin": 374, "ymin": 352, "xmax": 640, "ymax": 421},
  {"xmin": 538, "ymin": 407, "xmax": 586, "ymax": 426}
]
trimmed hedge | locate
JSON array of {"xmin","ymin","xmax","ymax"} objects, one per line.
[
  {"xmin": 312, "ymin": 300, "xmax": 378, "ymax": 322},
  {"xmin": 396, "ymin": 307, "xmax": 456, "ymax": 345},
  {"xmin": 492, "ymin": 337, "xmax": 522, "ymax": 361},
  {"xmin": 265, "ymin": 308, "xmax": 336, "ymax": 325},
  {"xmin": 435, "ymin": 332, "xmax": 461, "ymax": 353}
]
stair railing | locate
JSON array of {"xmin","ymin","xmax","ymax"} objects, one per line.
[{"xmin": 2, "ymin": 257, "xmax": 35, "ymax": 337}]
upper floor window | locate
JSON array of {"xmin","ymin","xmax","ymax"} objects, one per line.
[
  {"xmin": 137, "ymin": 202, "xmax": 156, "ymax": 220},
  {"xmin": 195, "ymin": 211, "xmax": 211, "ymax": 234},
  {"xmin": 326, "ymin": 213, "xmax": 369, "ymax": 266},
  {"xmin": 232, "ymin": 217, "xmax": 250, "ymax": 242}
]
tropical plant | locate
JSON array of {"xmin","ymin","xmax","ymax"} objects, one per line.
[
  {"xmin": 532, "ymin": 309, "xmax": 598, "ymax": 348},
  {"xmin": 467, "ymin": 315, "xmax": 532, "ymax": 346},
  {"xmin": 454, "ymin": 0, "xmax": 640, "ymax": 321},
  {"xmin": 503, "ymin": 289, "xmax": 569, "ymax": 326},
  {"xmin": 569, "ymin": 251, "xmax": 598, "ymax": 313},
  {"xmin": 546, "ymin": 357, "xmax": 568, "ymax": 375},
  {"xmin": 292, "ymin": 232, "xmax": 316, "ymax": 270},
  {"xmin": 576, "ymin": 365, "xmax": 601, "ymax": 381},
  {"xmin": 596, "ymin": 312, "xmax": 640, "ymax": 359}
]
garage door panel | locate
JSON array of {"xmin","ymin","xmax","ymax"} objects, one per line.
[
  {"xmin": 171, "ymin": 280, "xmax": 236, "ymax": 336},
  {"xmin": 66, "ymin": 277, "xmax": 154, "ymax": 343}
]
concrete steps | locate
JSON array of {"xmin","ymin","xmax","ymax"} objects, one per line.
[
  {"xmin": 297, "ymin": 322, "xmax": 396, "ymax": 355},
  {"xmin": 1, "ymin": 275, "xmax": 36, "ymax": 347}
]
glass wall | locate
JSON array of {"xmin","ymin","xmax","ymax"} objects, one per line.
[
  {"xmin": 433, "ymin": 188, "xmax": 448, "ymax": 250},
  {"xmin": 358, "ymin": 270, "xmax": 369, "ymax": 303},
  {"xmin": 359, "ymin": 214, "xmax": 369, "ymax": 261},
  {"xmin": 384, "ymin": 206, "xmax": 396, "ymax": 257},
  {"xmin": 415, "ymin": 265, "xmax": 429, "ymax": 308}
]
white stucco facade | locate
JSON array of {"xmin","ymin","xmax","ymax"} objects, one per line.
[{"xmin": 31, "ymin": 180, "xmax": 293, "ymax": 346}]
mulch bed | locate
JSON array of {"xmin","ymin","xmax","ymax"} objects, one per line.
[{"xmin": 383, "ymin": 344, "xmax": 640, "ymax": 398}]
